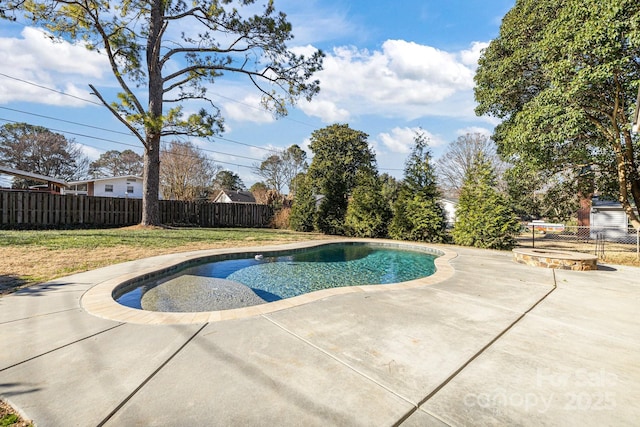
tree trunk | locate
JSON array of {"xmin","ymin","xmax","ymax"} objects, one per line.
[
  {"xmin": 141, "ymin": 136, "xmax": 161, "ymax": 225},
  {"xmin": 140, "ymin": 0, "xmax": 164, "ymax": 226}
]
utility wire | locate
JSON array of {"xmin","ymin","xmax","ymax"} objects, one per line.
[
  {"xmin": 0, "ymin": 116, "xmax": 264, "ymax": 162},
  {"xmin": 0, "ymin": 73, "xmax": 285, "ymax": 154},
  {"xmin": 0, "ymin": 72, "xmax": 103, "ymax": 106},
  {"xmin": 0, "ymin": 106, "xmax": 134, "ymax": 137},
  {"xmin": 0, "ymin": 117, "xmax": 257, "ymax": 170},
  {"xmin": 0, "ymin": 74, "xmax": 404, "ymax": 172}
]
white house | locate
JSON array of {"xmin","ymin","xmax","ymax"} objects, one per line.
[
  {"xmin": 440, "ymin": 198, "xmax": 458, "ymax": 228},
  {"xmin": 64, "ymin": 175, "xmax": 143, "ymax": 198}
]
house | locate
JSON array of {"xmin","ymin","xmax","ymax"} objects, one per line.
[
  {"xmin": 213, "ymin": 190, "xmax": 256, "ymax": 203},
  {"xmin": 0, "ymin": 166, "xmax": 69, "ymax": 194},
  {"xmin": 439, "ymin": 198, "xmax": 458, "ymax": 228},
  {"xmin": 64, "ymin": 175, "xmax": 143, "ymax": 198},
  {"xmin": 589, "ymin": 198, "xmax": 636, "ymax": 241}
]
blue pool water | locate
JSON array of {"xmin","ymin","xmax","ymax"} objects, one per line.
[{"xmin": 116, "ymin": 243, "xmax": 437, "ymax": 312}]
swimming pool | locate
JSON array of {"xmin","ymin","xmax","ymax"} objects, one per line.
[{"xmin": 115, "ymin": 242, "xmax": 438, "ymax": 312}]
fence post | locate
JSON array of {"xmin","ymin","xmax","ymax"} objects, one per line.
[{"xmin": 532, "ymin": 224, "xmax": 535, "ymax": 248}]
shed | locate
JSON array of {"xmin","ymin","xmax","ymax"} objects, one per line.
[{"xmin": 590, "ymin": 198, "xmax": 633, "ymax": 241}]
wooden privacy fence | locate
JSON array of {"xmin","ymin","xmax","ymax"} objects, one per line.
[{"xmin": 0, "ymin": 190, "xmax": 273, "ymax": 228}]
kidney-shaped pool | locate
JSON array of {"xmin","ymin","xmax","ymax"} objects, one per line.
[{"xmin": 114, "ymin": 242, "xmax": 439, "ymax": 313}]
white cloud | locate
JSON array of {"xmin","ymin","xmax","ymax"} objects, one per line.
[
  {"xmin": 77, "ymin": 143, "xmax": 103, "ymax": 161},
  {"xmin": 300, "ymin": 40, "xmax": 482, "ymax": 123},
  {"xmin": 0, "ymin": 27, "xmax": 111, "ymax": 105},
  {"xmin": 459, "ymin": 41, "xmax": 490, "ymax": 68},
  {"xmin": 456, "ymin": 126, "xmax": 493, "ymax": 138},
  {"xmin": 299, "ymin": 99, "xmax": 350, "ymax": 122},
  {"xmin": 377, "ymin": 126, "xmax": 446, "ymax": 154},
  {"xmin": 248, "ymin": 144, "xmax": 281, "ymax": 158},
  {"xmin": 222, "ymin": 94, "xmax": 276, "ymax": 124}
]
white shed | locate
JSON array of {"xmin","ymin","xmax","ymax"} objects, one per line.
[{"xmin": 590, "ymin": 199, "xmax": 631, "ymax": 241}]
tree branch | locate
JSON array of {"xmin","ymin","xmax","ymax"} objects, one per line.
[{"xmin": 89, "ymin": 84, "xmax": 146, "ymax": 146}]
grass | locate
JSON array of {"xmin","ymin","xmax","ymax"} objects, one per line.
[
  {"xmin": 0, "ymin": 226, "xmax": 332, "ymax": 294},
  {"xmin": 0, "ymin": 400, "xmax": 31, "ymax": 427}
]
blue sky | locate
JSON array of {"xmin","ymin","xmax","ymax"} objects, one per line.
[{"xmin": 0, "ymin": 0, "xmax": 514, "ymax": 189}]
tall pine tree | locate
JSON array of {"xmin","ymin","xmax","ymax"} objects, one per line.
[
  {"xmin": 452, "ymin": 154, "xmax": 520, "ymax": 249},
  {"xmin": 389, "ymin": 131, "xmax": 447, "ymax": 242}
]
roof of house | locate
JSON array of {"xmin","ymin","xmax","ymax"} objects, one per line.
[
  {"xmin": 67, "ymin": 175, "xmax": 142, "ymax": 185},
  {"xmin": 216, "ymin": 190, "xmax": 256, "ymax": 203},
  {"xmin": 0, "ymin": 166, "xmax": 69, "ymax": 187}
]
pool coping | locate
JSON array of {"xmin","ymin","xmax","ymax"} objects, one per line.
[{"xmin": 81, "ymin": 238, "xmax": 457, "ymax": 325}]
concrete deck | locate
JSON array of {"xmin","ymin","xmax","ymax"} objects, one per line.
[{"xmin": 1, "ymin": 241, "xmax": 638, "ymax": 426}]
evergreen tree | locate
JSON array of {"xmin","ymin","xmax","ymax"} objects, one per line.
[
  {"xmin": 307, "ymin": 124, "xmax": 376, "ymax": 234},
  {"xmin": 289, "ymin": 174, "xmax": 316, "ymax": 232},
  {"xmin": 452, "ymin": 154, "xmax": 520, "ymax": 249},
  {"xmin": 389, "ymin": 131, "xmax": 447, "ymax": 242},
  {"xmin": 344, "ymin": 170, "xmax": 392, "ymax": 238}
]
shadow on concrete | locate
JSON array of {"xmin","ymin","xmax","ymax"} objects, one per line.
[
  {"xmin": 0, "ymin": 276, "xmax": 29, "ymax": 296},
  {"xmin": 0, "ymin": 382, "xmax": 42, "ymax": 397}
]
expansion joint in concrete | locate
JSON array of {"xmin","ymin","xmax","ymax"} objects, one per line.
[
  {"xmin": 96, "ymin": 322, "xmax": 209, "ymax": 427},
  {"xmin": 393, "ymin": 268, "xmax": 559, "ymax": 426},
  {"xmin": 0, "ymin": 308, "xmax": 79, "ymax": 325},
  {"xmin": 0, "ymin": 323, "xmax": 124, "ymax": 373},
  {"xmin": 262, "ymin": 315, "xmax": 417, "ymax": 408}
]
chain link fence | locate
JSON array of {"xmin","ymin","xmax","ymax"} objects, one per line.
[{"xmin": 518, "ymin": 223, "xmax": 640, "ymax": 262}]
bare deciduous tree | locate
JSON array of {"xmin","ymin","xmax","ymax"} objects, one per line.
[
  {"xmin": 0, "ymin": 122, "xmax": 88, "ymax": 186},
  {"xmin": 436, "ymin": 133, "xmax": 507, "ymax": 198},
  {"xmin": 89, "ymin": 150, "xmax": 143, "ymax": 178},
  {"xmin": 160, "ymin": 141, "xmax": 219, "ymax": 201}
]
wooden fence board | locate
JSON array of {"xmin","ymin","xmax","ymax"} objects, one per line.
[{"xmin": 0, "ymin": 190, "xmax": 272, "ymax": 229}]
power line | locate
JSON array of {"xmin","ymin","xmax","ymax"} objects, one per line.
[
  {"xmin": 0, "ymin": 72, "xmax": 103, "ymax": 106},
  {"xmin": 0, "ymin": 106, "xmax": 134, "ymax": 137},
  {"xmin": 0, "ymin": 114, "xmax": 263, "ymax": 162},
  {"xmin": 0, "ymin": 117, "xmax": 258, "ymax": 171},
  {"xmin": 0, "ymin": 73, "xmax": 286, "ymax": 154},
  {"xmin": 0, "ymin": 74, "xmax": 403, "ymax": 172}
]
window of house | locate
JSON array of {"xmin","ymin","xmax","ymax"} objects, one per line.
[
  {"xmin": 105, "ymin": 184, "xmax": 113, "ymax": 193},
  {"xmin": 126, "ymin": 186, "xmax": 134, "ymax": 194}
]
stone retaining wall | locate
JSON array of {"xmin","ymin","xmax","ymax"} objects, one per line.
[{"xmin": 513, "ymin": 248, "xmax": 598, "ymax": 271}]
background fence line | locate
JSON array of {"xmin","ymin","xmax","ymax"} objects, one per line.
[
  {"xmin": 0, "ymin": 190, "xmax": 273, "ymax": 229},
  {"xmin": 526, "ymin": 224, "xmax": 640, "ymax": 259}
]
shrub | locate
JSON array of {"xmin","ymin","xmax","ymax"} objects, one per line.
[{"xmin": 271, "ymin": 207, "xmax": 291, "ymax": 229}]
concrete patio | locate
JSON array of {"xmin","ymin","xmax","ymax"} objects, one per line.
[{"xmin": 1, "ymin": 241, "xmax": 638, "ymax": 426}]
